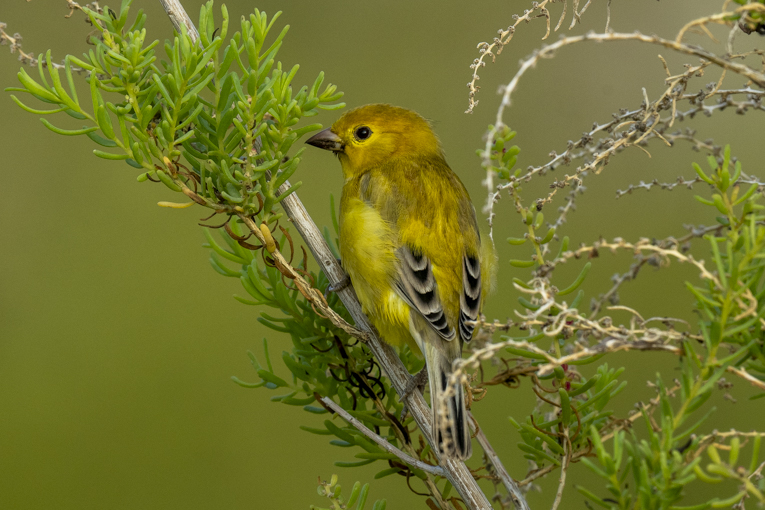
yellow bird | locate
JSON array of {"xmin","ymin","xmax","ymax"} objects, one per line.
[{"xmin": 307, "ymin": 104, "xmax": 493, "ymax": 459}]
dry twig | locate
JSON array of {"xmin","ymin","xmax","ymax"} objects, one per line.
[
  {"xmin": 320, "ymin": 396, "xmax": 446, "ymax": 477},
  {"xmin": 481, "ymin": 29, "xmax": 765, "ymax": 235}
]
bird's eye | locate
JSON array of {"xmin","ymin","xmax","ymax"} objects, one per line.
[{"xmin": 354, "ymin": 126, "xmax": 372, "ymax": 141}]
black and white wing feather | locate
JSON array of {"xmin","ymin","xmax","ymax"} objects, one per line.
[
  {"xmin": 395, "ymin": 245, "xmax": 456, "ymax": 341},
  {"xmin": 458, "ymin": 253, "xmax": 481, "ymax": 343}
]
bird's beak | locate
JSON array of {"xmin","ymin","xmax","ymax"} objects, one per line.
[{"xmin": 306, "ymin": 128, "xmax": 344, "ymax": 152}]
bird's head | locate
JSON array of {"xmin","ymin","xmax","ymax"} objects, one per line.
[{"xmin": 306, "ymin": 104, "xmax": 442, "ymax": 177}]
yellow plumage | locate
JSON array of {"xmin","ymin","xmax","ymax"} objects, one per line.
[{"xmin": 307, "ymin": 104, "xmax": 494, "ymax": 459}]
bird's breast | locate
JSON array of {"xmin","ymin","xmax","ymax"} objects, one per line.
[
  {"xmin": 339, "ymin": 194, "xmax": 397, "ymax": 305},
  {"xmin": 339, "ymin": 194, "xmax": 412, "ymax": 347}
]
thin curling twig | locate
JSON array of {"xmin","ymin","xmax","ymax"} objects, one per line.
[
  {"xmin": 156, "ymin": 2, "xmax": 501, "ymax": 509},
  {"xmin": 320, "ymin": 396, "xmax": 446, "ymax": 477},
  {"xmin": 465, "ymin": 0, "xmax": 608, "ymax": 114},
  {"xmin": 481, "ymin": 29, "xmax": 765, "ymax": 232},
  {"xmin": 676, "ymin": 3, "xmax": 765, "ymax": 44},
  {"xmin": 466, "ymin": 0, "xmax": 553, "ymax": 114}
]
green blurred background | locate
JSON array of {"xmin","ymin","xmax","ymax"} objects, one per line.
[{"xmin": 1, "ymin": 1, "xmax": 762, "ymax": 508}]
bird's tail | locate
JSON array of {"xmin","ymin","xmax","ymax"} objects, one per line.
[
  {"xmin": 426, "ymin": 345, "xmax": 472, "ymax": 459},
  {"xmin": 411, "ymin": 317, "xmax": 472, "ymax": 460}
]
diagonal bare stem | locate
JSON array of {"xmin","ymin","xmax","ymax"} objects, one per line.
[{"xmin": 320, "ymin": 396, "xmax": 446, "ymax": 477}]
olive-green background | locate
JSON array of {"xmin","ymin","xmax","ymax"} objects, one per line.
[{"xmin": 1, "ymin": 1, "xmax": 762, "ymax": 509}]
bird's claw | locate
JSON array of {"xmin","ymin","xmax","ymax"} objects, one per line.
[{"xmin": 324, "ymin": 274, "xmax": 352, "ymax": 298}]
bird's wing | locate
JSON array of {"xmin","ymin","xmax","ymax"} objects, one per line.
[
  {"xmin": 458, "ymin": 249, "xmax": 481, "ymax": 343},
  {"xmin": 396, "ymin": 244, "xmax": 481, "ymax": 344},
  {"xmin": 396, "ymin": 244, "xmax": 456, "ymax": 341}
]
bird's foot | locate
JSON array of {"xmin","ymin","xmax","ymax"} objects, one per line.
[
  {"xmin": 400, "ymin": 367, "xmax": 429, "ymax": 422},
  {"xmin": 324, "ymin": 274, "xmax": 352, "ymax": 298}
]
